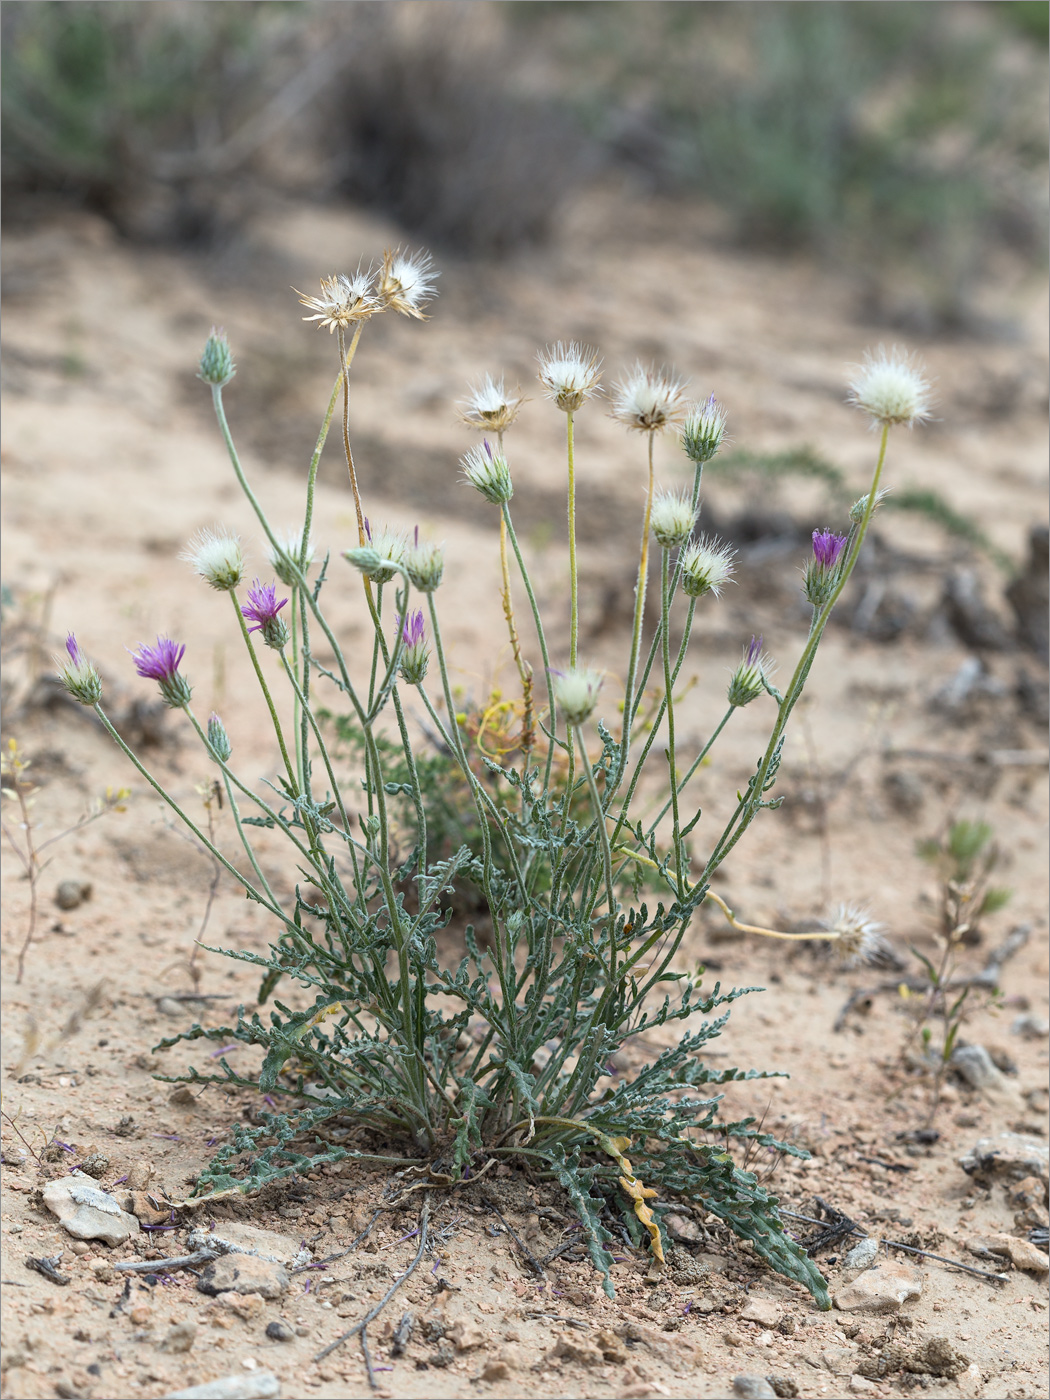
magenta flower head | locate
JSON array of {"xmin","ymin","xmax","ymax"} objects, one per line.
[
  {"xmin": 727, "ymin": 635, "xmax": 774, "ymax": 708},
  {"xmin": 804, "ymin": 528, "xmax": 849, "ymax": 606},
  {"xmin": 55, "ymin": 632, "xmax": 102, "ymax": 706},
  {"xmin": 131, "ymin": 636, "xmax": 191, "ymax": 709},
  {"xmin": 398, "ymin": 609, "xmax": 429, "ymax": 685},
  {"xmin": 241, "ymin": 580, "xmax": 289, "ymax": 650}
]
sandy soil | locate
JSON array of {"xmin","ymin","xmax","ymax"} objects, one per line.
[{"xmin": 1, "ymin": 192, "xmax": 1048, "ymax": 1400}]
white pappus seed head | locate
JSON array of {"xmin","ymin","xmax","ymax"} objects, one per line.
[
  {"xmin": 297, "ymin": 266, "xmax": 380, "ymax": 332},
  {"xmin": 680, "ymin": 535, "xmax": 736, "ymax": 599},
  {"xmin": 379, "ymin": 247, "xmax": 438, "ymax": 319},
  {"xmin": 611, "ymin": 363, "xmax": 688, "ymax": 433},
  {"xmin": 847, "ymin": 346, "xmax": 932, "ymax": 429},
  {"xmin": 551, "ymin": 666, "xmax": 604, "ymax": 726},
  {"xmin": 458, "ymin": 374, "xmax": 524, "ymax": 433},
  {"xmin": 268, "ymin": 528, "xmax": 315, "ymax": 586},
  {"xmin": 829, "ymin": 903, "xmax": 888, "ymax": 966},
  {"xmin": 650, "ymin": 490, "xmax": 698, "ymax": 548},
  {"xmin": 681, "ymin": 395, "xmax": 729, "ymax": 463},
  {"xmin": 537, "ymin": 342, "xmax": 603, "ymax": 412},
  {"xmin": 461, "ymin": 441, "xmax": 513, "ymax": 505},
  {"xmin": 181, "ymin": 528, "xmax": 245, "ymax": 592}
]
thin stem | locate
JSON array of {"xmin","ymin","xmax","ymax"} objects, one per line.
[
  {"xmin": 566, "ymin": 408, "xmax": 579, "ymax": 668},
  {"xmin": 575, "ymin": 724, "xmax": 617, "ymax": 984},
  {"xmin": 499, "ymin": 513, "xmax": 534, "ymax": 757},
  {"xmin": 229, "ymin": 592, "xmax": 297, "ymax": 793},
  {"xmin": 501, "ymin": 503, "xmax": 558, "ymax": 790},
  {"xmin": 613, "ymin": 431, "xmax": 657, "ymax": 789},
  {"xmin": 659, "ymin": 549, "xmax": 684, "ymax": 892},
  {"xmin": 337, "ymin": 323, "xmax": 368, "ymax": 544}
]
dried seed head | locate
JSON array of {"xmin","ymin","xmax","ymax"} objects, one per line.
[
  {"xmin": 379, "ymin": 247, "xmax": 438, "ymax": 319},
  {"xmin": 551, "ymin": 666, "xmax": 604, "ymax": 725},
  {"xmin": 268, "ymin": 528, "xmax": 315, "ymax": 586},
  {"xmin": 537, "ymin": 342, "xmax": 603, "ymax": 413},
  {"xmin": 458, "ymin": 374, "xmax": 524, "ymax": 433},
  {"xmin": 130, "ymin": 636, "xmax": 192, "ymax": 709},
  {"xmin": 681, "ymin": 395, "xmax": 729, "ymax": 463},
  {"xmin": 611, "ymin": 363, "xmax": 687, "ymax": 433},
  {"xmin": 207, "ymin": 712, "xmax": 232, "ymax": 763},
  {"xmin": 727, "ymin": 635, "xmax": 774, "ymax": 708},
  {"xmin": 398, "ymin": 610, "xmax": 429, "ymax": 685},
  {"xmin": 241, "ymin": 580, "xmax": 290, "ymax": 650},
  {"xmin": 297, "ymin": 267, "xmax": 381, "ymax": 332},
  {"xmin": 404, "ymin": 538, "xmax": 445, "ymax": 593},
  {"xmin": 461, "ymin": 440, "xmax": 513, "ymax": 505},
  {"xmin": 197, "ymin": 329, "xmax": 236, "ymax": 388},
  {"xmin": 829, "ymin": 903, "xmax": 888, "ymax": 966},
  {"xmin": 680, "ymin": 536, "xmax": 736, "ymax": 599},
  {"xmin": 55, "ymin": 633, "xmax": 102, "ymax": 706},
  {"xmin": 650, "ymin": 490, "xmax": 698, "ymax": 549},
  {"xmin": 847, "ymin": 346, "xmax": 932, "ymax": 428},
  {"xmin": 181, "ymin": 528, "xmax": 245, "ymax": 592}
]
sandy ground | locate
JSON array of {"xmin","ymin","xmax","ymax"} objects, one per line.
[{"xmin": 1, "ymin": 192, "xmax": 1048, "ymax": 1400}]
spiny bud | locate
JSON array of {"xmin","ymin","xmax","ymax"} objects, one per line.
[
  {"xmin": 398, "ymin": 610, "xmax": 429, "ymax": 685},
  {"xmin": 650, "ymin": 490, "xmax": 697, "ymax": 548},
  {"xmin": 727, "ymin": 636, "xmax": 773, "ymax": 708},
  {"xmin": 197, "ymin": 330, "xmax": 236, "ymax": 388},
  {"xmin": 461, "ymin": 440, "xmax": 513, "ymax": 505},
  {"xmin": 551, "ymin": 666, "xmax": 604, "ymax": 725},
  {"xmin": 404, "ymin": 538, "xmax": 445, "ymax": 593},
  {"xmin": 680, "ymin": 536, "xmax": 735, "ymax": 599},
  {"xmin": 269, "ymin": 529, "xmax": 315, "ymax": 586},
  {"xmin": 681, "ymin": 395, "xmax": 728, "ymax": 464},
  {"xmin": 55, "ymin": 633, "xmax": 102, "ymax": 706},
  {"xmin": 207, "ymin": 712, "xmax": 232, "ymax": 762},
  {"xmin": 849, "ymin": 488, "xmax": 891, "ymax": 524}
]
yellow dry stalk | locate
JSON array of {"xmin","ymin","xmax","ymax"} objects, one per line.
[{"xmin": 593, "ymin": 1129, "xmax": 665, "ymax": 1266}]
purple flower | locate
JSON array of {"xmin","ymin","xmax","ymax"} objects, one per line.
[
  {"xmin": 65, "ymin": 633, "xmax": 85, "ymax": 666},
  {"xmin": 241, "ymin": 580, "xmax": 288, "ymax": 633},
  {"xmin": 131, "ymin": 636, "xmax": 185, "ymax": 682},
  {"xmin": 56, "ymin": 633, "xmax": 103, "ymax": 705},
  {"xmin": 130, "ymin": 636, "xmax": 191, "ymax": 708},
  {"xmin": 744, "ymin": 634, "xmax": 763, "ymax": 667},
  {"xmin": 398, "ymin": 609, "xmax": 429, "ymax": 684},
  {"xmin": 400, "ymin": 610, "xmax": 426, "ymax": 648},
  {"xmin": 812, "ymin": 529, "xmax": 847, "ymax": 569}
]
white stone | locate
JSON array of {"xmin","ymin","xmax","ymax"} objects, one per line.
[
  {"xmin": 41, "ymin": 1172, "xmax": 140, "ymax": 1246},
  {"xmin": 833, "ymin": 1260, "xmax": 923, "ymax": 1313},
  {"xmin": 161, "ymin": 1375, "xmax": 280, "ymax": 1400},
  {"xmin": 843, "ymin": 1237, "xmax": 879, "ymax": 1271},
  {"xmin": 740, "ymin": 1297, "xmax": 782, "ymax": 1327},
  {"xmin": 957, "ymin": 1361, "xmax": 984, "ymax": 1399}
]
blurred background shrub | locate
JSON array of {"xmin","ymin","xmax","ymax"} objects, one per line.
[{"xmin": 2, "ymin": 0, "xmax": 1046, "ymax": 329}]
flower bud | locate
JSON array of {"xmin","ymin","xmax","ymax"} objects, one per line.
[
  {"xmin": 680, "ymin": 536, "xmax": 735, "ymax": 599},
  {"xmin": 345, "ymin": 524, "xmax": 406, "ymax": 584},
  {"xmin": 650, "ymin": 490, "xmax": 697, "ymax": 549},
  {"xmin": 727, "ymin": 636, "xmax": 773, "ymax": 708},
  {"xmin": 681, "ymin": 395, "xmax": 728, "ymax": 464},
  {"xmin": 269, "ymin": 529, "xmax": 314, "ymax": 586},
  {"xmin": 398, "ymin": 610, "xmax": 429, "ymax": 685},
  {"xmin": 803, "ymin": 529, "xmax": 848, "ymax": 606},
  {"xmin": 849, "ymin": 488, "xmax": 891, "ymax": 523},
  {"xmin": 207, "ymin": 712, "xmax": 232, "ymax": 762},
  {"xmin": 197, "ymin": 330, "xmax": 236, "ymax": 388},
  {"xmin": 847, "ymin": 346, "xmax": 932, "ymax": 429},
  {"xmin": 55, "ymin": 633, "xmax": 102, "ymax": 706},
  {"xmin": 461, "ymin": 441, "xmax": 513, "ymax": 505},
  {"xmin": 404, "ymin": 539, "xmax": 445, "ymax": 593},
  {"xmin": 551, "ymin": 666, "xmax": 604, "ymax": 725}
]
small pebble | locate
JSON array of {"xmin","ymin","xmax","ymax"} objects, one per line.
[
  {"xmin": 265, "ymin": 1320, "xmax": 295, "ymax": 1343},
  {"xmin": 732, "ymin": 1376, "xmax": 777, "ymax": 1399},
  {"xmin": 55, "ymin": 879, "xmax": 91, "ymax": 910}
]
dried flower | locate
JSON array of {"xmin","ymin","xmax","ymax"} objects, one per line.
[
  {"xmin": 379, "ymin": 248, "xmax": 438, "ymax": 319},
  {"xmin": 551, "ymin": 666, "xmax": 604, "ymax": 725},
  {"xmin": 268, "ymin": 528, "xmax": 315, "ymax": 587},
  {"xmin": 847, "ymin": 346, "xmax": 932, "ymax": 429},
  {"xmin": 803, "ymin": 529, "xmax": 849, "ymax": 607},
  {"xmin": 197, "ymin": 329, "xmax": 236, "ymax": 388},
  {"xmin": 55, "ymin": 633, "xmax": 102, "ymax": 706},
  {"xmin": 458, "ymin": 375, "xmax": 523, "ymax": 433},
  {"xmin": 461, "ymin": 440, "xmax": 513, "ymax": 505},
  {"xmin": 131, "ymin": 636, "xmax": 192, "ymax": 709},
  {"xmin": 537, "ymin": 342, "xmax": 602, "ymax": 413},
  {"xmin": 241, "ymin": 580, "xmax": 290, "ymax": 650},
  {"xmin": 297, "ymin": 267, "xmax": 380, "ymax": 332},
  {"xmin": 680, "ymin": 536, "xmax": 735, "ymax": 599},
  {"xmin": 681, "ymin": 395, "xmax": 729, "ymax": 464},
  {"xmin": 610, "ymin": 363, "xmax": 687, "ymax": 433},
  {"xmin": 207, "ymin": 712, "xmax": 232, "ymax": 763},
  {"xmin": 829, "ymin": 903, "xmax": 888, "ymax": 966},
  {"xmin": 398, "ymin": 610, "xmax": 429, "ymax": 685},
  {"xmin": 181, "ymin": 528, "xmax": 245, "ymax": 592},
  {"xmin": 650, "ymin": 490, "xmax": 698, "ymax": 549},
  {"xmin": 727, "ymin": 635, "xmax": 774, "ymax": 708}
]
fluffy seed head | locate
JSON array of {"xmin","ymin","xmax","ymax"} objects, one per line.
[
  {"xmin": 130, "ymin": 636, "xmax": 191, "ymax": 709},
  {"xmin": 297, "ymin": 267, "xmax": 380, "ymax": 332},
  {"xmin": 268, "ymin": 528, "xmax": 315, "ymax": 586},
  {"xmin": 241, "ymin": 580, "xmax": 289, "ymax": 650},
  {"xmin": 207, "ymin": 712, "xmax": 232, "ymax": 763},
  {"xmin": 611, "ymin": 363, "xmax": 688, "ymax": 433},
  {"xmin": 458, "ymin": 374, "xmax": 523, "ymax": 433},
  {"xmin": 461, "ymin": 440, "xmax": 513, "ymax": 505},
  {"xmin": 650, "ymin": 490, "xmax": 698, "ymax": 548},
  {"xmin": 727, "ymin": 635, "xmax": 774, "ymax": 708},
  {"xmin": 197, "ymin": 329, "xmax": 236, "ymax": 388},
  {"xmin": 681, "ymin": 395, "xmax": 729, "ymax": 463},
  {"xmin": 847, "ymin": 346, "xmax": 932, "ymax": 428},
  {"xmin": 55, "ymin": 633, "xmax": 102, "ymax": 706},
  {"xmin": 537, "ymin": 342, "xmax": 602, "ymax": 412},
  {"xmin": 551, "ymin": 666, "xmax": 604, "ymax": 726},
  {"xmin": 379, "ymin": 247, "xmax": 438, "ymax": 319},
  {"xmin": 181, "ymin": 528, "xmax": 245, "ymax": 592},
  {"xmin": 404, "ymin": 538, "xmax": 445, "ymax": 593},
  {"xmin": 680, "ymin": 535, "xmax": 736, "ymax": 599},
  {"xmin": 829, "ymin": 903, "xmax": 888, "ymax": 966}
]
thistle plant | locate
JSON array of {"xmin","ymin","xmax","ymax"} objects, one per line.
[{"xmin": 59, "ymin": 275, "xmax": 931, "ymax": 1309}]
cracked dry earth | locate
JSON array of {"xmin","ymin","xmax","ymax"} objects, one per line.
[{"xmin": 1, "ymin": 192, "xmax": 1048, "ymax": 1400}]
